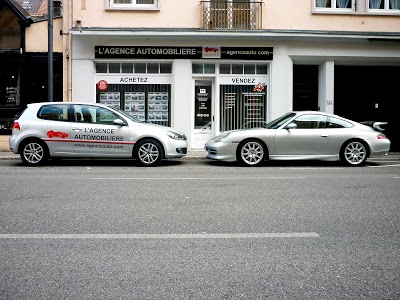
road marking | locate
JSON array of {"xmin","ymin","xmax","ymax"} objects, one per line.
[
  {"xmin": 0, "ymin": 232, "xmax": 319, "ymax": 239},
  {"xmin": 91, "ymin": 177, "xmax": 307, "ymax": 180},
  {"xmin": 368, "ymin": 164, "xmax": 400, "ymax": 168},
  {"xmin": 280, "ymin": 167, "xmax": 344, "ymax": 170}
]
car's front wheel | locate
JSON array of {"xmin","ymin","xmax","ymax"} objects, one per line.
[
  {"xmin": 237, "ymin": 140, "xmax": 266, "ymax": 166},
  {"xmin": 341, "ymin": 140, "xmax": 368, "ymax": 166},
  {"xmin": 134, "ymin": 139, "xmax": 164, "ymax": 167},
  {"xmin": 20, "ymin": 139, "xmax": 49, "ymax": 166}
]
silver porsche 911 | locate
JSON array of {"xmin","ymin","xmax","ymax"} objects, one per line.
[{"xmin": 204, "ymin": 111, "xmax": 391, "ymax": 166}]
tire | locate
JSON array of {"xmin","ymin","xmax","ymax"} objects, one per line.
[
  {"xmin": 134, "ymin": 139, "xmax": 164, "ymax": 167},
  {"xmin": 20, "ymin": 139, "xmax": 49, "ymax": 166},
  {"xmin": 340, "ymin": 140, "xmax": 368, "ymax": 166},
  {"xmin": 237, "ymin": 139, "xmax": 266, "ymax": 166}
]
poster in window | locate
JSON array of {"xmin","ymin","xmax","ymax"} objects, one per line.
[
  {"xmin": 100, "ymin": 92, "xmax": 120, "ymax": 110},
  {"xmin": 125, "ymin": 92, "xmax": 145, "ymax": 121},
  {"xmin": 194, "ymin": 83, "xmax": 212, "ymax": 129},
  {"xmin": 148, "ymin": 92, "xmax": 168, "ymax": 123}
]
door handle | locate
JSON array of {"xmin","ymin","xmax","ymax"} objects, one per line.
[
  {"xmin": 72, "ymin": 128, "xmax": 82, "ymax": 132},
  {"xmin": 321, "ymin": 134, "xmax": 329, "ymax": 137}
]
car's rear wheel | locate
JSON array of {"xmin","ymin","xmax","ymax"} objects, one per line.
[
  {"xmin": 134, "ymin": 139, "xmax": 164, "ymax": 167},
  {"xmin": 20, "ymin": 139, "xmax": 49, "ymax": 166},
  {"xmin": 238, "ymin": 140, "xmax": 266, "ymax": 166},
  {"xmin": 341, "ymin": 140, "xmax": 368, "ymax": 166}
]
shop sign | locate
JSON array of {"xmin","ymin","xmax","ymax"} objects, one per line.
[
  {"xmin": 95, "ymin": 46, "xmax": 273, "ymax": 60},
  {"xmin": 219, "ymin": 76, "xmax": 268, "ymax": 85},
  {"xmin": 96, "ymin": 75, "xmax": 172, "ymax": 85}
]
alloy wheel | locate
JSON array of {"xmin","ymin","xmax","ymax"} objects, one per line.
[
  {"xmin": 240, "ymin": 141, "xmax": 264, "ymax": 166},
  {"xmin": 138, "ymin": 142, "xmax": 160, "ymax": 165},
  {"xmin": 22, "ymin": 142, "xmax": 46, "ymax": 165},
  {"xmin": 343, "ymin": 141, "xmax": 367, "ymax": 165}
]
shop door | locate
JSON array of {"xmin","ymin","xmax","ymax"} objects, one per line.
[{"xmin": 192, "ymin": 80, "xmax": 213, "ymax": 149}]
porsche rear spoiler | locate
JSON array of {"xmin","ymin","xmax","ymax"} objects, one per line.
[{"xmin": 360, "ymin": 121, "xmax": 387, "ymax": 132}]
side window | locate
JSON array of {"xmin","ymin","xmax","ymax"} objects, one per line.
[
  {"xmin": 327, "ymin": 116, "xmax": 353, "ymax": 128},
  {"xmin": 37, "ymin": 105, "xmax": 69, "ymax": 122},
  {"xmin": 73, "ymin": 105, "xmax": 122, "ymax": 125},
  {"xmin": 293, "ymin": 114, "xmax": 327, "ymax": 129}
]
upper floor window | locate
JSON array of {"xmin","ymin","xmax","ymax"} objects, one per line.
[
  {"xmin": 314, "ymin": 0, "xmax": 355, "ymax": 10},
  {"xmin": 96, "ymin": 62, "xmax": 172, "ymax": 74},
  {"xmin": 219, "ymin": 63, "xmax": 267, "ymax": 75},
  {"xmin": 313, "ymin": 0, "xmax": 400, "ymax": 14},
  {"xmin": 200, "ymin": 0, "xmax": 263, "ymax": 30},
  {"xmin": 369, "ymin": 0, "xmax": 400, "ymax": 11},
  {"xmin": 107, "ymin": 0, "xmax": 159, "ymax": 10}
]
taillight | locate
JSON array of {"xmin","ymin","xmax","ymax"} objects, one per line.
[
  {"xmin": 377, "ymin": 134, "xmax": 387, "ymax": 139},
  {"xmin": 11, "ymin": 122, "xmax": 20, "ymax": 130}
]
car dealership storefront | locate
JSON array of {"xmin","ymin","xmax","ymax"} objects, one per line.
[{"xmin": 88, "ymin": 45, "xmax": 273, "ymax": 151}]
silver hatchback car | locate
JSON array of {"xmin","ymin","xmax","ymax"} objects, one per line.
[{"xmin": 9, "ymin": 102, "xmax": 188, "ymax": 166}]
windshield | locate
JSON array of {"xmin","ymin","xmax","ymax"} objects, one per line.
[{"xmin": 265, "ymin": 112, "xmax": 296, "ymax": 129}]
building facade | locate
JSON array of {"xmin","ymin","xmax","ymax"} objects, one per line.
[
  {"xmin": 62, "ymin": 1, "xmax": 400, "ymax": 151},
  {"xmin": 0, "ymin": 0, "xmax": 64, "ymax": 134}
]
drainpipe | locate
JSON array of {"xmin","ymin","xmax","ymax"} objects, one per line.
[
  {"xmin": 48, "ymin": 0, "xmax": 53, "ymax": 102},
  {"xmin": 67, "ymin": 0, "xmax": 73, "ymax": 101}
]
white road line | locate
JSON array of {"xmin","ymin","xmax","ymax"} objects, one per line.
[
  {"xmin": 280, "ymin": 167, "xmax": 344, "ymax": 170},
  {"xmin": 368, "ymin": 164, "xmax": 400, "ymax": 168},
  {"xmin": 91, "ymin": 177, "xmax": 307, "ymax": 180},
  {"xmin": 0, "ymin": 233, "xmax": 320, "ymax": 239}
]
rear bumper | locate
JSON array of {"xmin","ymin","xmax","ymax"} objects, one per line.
[{"xmin": 368, "ymin": 139, "xmax": 391, "ymax": 158}]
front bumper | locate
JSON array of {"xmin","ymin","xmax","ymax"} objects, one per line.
[
  {"xmin": 204, "ymin": 140, "xmax": 237, "ymax": 162},
  {"xmin": 164, "ymin": 139, "xmax": 188, "ymax": 158}
]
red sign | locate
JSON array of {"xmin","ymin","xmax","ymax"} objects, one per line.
[
  {"xmin": 253, "ymin": 82, "xmax": 264, "ymax": 92},
  {"xmin": 97, "ymin": 80, "xmax": 108, "ymax": 91}
]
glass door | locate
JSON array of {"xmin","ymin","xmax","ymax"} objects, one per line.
[{"xmin": 192, "ymin": 80, "xmax": 213, "ymax": 149}]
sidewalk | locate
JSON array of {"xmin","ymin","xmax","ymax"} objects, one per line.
[{"xmin": 1, "ymin": 135, "xmax": 399, "ymax": 160}]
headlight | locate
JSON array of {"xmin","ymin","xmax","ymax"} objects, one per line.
[
  {"xmin": 214, "ymin": 132, "xmax": 231, "ymax": 141},
  {"xmin": 167, "ymin": 131, "xmax": 187, "ymax": 140}
]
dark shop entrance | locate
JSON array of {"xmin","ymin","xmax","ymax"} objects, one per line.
[{"xmin": 334, "ymin": 66, "xmax": 399, "ymax": 151}]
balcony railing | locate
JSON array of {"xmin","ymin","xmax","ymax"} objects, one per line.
[{"xmin": 199, "ymin": 1, "xmax": 263, "ymax": 30}]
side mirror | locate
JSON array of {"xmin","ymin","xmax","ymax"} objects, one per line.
[
  {"xmin": 113, "ymin": 119, "xmax": 125, "ymax": 126},
  {"xmin": 285, "ymin": 123, "xmax": 297, "ymax": 130}
]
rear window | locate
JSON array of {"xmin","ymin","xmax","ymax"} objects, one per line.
[
  {"xmin": 327, "ymin": 117, "xmax": 353, "ymax": 128},
  {"xmin": 37, "ymin": 105, "xmax": 69, "ymax": 122}
]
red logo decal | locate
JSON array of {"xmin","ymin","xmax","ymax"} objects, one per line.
[
  {"xmin": 97, "ymin": 80, "xmax": 108, "ymax": 91},
  {"xmin": 47, "ymin": 130, "xmax": 69, "ymax": 139},
  {"xmin": 204, "ymin": 47, "xmax": 219, "ymax": 53},
  {"xmin": 253, "ymin": 82, "xmax": 264, "ymax": 92}
]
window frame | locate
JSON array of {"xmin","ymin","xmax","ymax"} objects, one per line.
[
  {"xmin": 106, "ymin": 0, "xmax": 160, "ymax": 11},
  {"xmin": 313, "ymin": 0, "xmax": 356, "ymax": 14},
  {"xmin": 367, "ymin": 0, "xmax": 400, "ymax": 13}
]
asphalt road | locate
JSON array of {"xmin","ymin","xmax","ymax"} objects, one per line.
[{"xmin": 0, "ymin": 158, "xmax": 399, "ymax": 299}]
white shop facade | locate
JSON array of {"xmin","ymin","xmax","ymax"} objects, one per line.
[{"xmin": 71, "ymin": 40, "xmax": 277, "ymax": 153}]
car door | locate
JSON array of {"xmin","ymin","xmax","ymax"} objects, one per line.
[
  {"xmin": 274, "ymin": 114, "xmax": 330, "ymax": 156},
  {"xmin": 38, "ymin": 104, "xmax": 73, "ymax": 154},
  {"xmin": 71, "ymin": 104, "xmax": 131, "ymax": 156}
]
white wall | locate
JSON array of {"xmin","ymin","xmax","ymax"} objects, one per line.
[
  {"xmin": 171, "ymin": 60, "xmax": 192, "ymax": 139},
  {"xmin": 318, "ymin": 61, "xmax": 335, "ymax": 114},
  {"xmin": 269, "ymin": 46, "xmax": 293, "ymax": 119}
]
